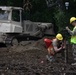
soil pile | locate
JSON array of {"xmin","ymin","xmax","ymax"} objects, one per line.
[{"xmin": 0, "ymin": 39, "xmax": 75, "ymax": 75}]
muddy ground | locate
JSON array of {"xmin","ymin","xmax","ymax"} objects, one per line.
[{"xmin": 0, "ymin": 38, "xmax": 76, "ymax": 75}]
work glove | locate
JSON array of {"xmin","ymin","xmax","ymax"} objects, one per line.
[
  {"xmin": 66, "ymin": 26, "xmax": 69, "ymax": 30},
  {"xmin": 61, "ymin": 43, "xmax": 66, "ymax": 49}
]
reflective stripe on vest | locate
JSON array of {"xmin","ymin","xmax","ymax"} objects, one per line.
[{"xmin": 71, "ymin": 26, "xmax": 76, "ymax": 44}]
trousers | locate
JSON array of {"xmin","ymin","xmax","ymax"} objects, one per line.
[{"xmin": 72, "ymin": 44, "xmax": 76, "ymax": 61}]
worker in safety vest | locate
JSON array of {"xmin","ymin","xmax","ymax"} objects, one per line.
[
  {"xmin": 66, "ymin": 17, "xmax": 76, "ymax": 65},
  {"xmin": 44, "ymin": 33, "xmax": 65, "ymax": 62}
]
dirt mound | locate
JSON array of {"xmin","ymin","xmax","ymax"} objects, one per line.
[{"xmin": 0, "ymin": 38, "xmax": 75, "ymax": 75}]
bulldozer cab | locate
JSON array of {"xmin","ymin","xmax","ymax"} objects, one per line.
[
  {"xmin": 0, "ymin": 6, "xmax": 23, "ymax": 33},
  {"xmin": 0, "ymin": 6, "xmax": 22, "ymax": 22}
]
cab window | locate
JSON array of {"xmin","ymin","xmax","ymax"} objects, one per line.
[{"xmin": 12, "ymin": 10, "xmax": 20, "ymax": 22}]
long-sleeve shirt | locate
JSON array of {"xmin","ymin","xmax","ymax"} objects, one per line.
[{"xmin": 67, "ymin": 27, "xmax": 76, "ymax": 36}]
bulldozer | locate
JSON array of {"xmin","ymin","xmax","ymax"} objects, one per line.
[{"xmin": 0, "ymin": 6, "xmax": 55, "ymax": 47}]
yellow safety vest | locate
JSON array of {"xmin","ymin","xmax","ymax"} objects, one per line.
[{"xmin": 71, "ymin": 26, "xmax": 76, "ymax": 44}]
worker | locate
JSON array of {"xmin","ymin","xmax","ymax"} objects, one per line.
[
  {"xmin": 44, "ymin": 33, "xmax": 65, "ymax": 62},
  {"xmin": 66, "ymin": 17, "xmax": 76, "ymax": 65}
]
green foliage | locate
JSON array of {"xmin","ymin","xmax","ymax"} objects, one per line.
[
  {"xmin": 54, "ymin": 9, "xmax": 66, "ymax": 32},
  {"xmin": 30, "ymin": 9, "xmax": 54, "ymax": 22},
  {"xmin": 30, "ymin": 0, "xmax": 54, "ymax": 22},
  {"xmin": 0, "ymin": 0, "xmax": 23, "ymax": 7}
]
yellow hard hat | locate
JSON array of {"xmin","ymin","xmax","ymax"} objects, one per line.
[
  {"xmin": 56, "ymin": 33, "xmax": 63, "ymax": 40},
  {"xmin": 70, "ymin": 17, "xmax": 76, "ymax": 24}
]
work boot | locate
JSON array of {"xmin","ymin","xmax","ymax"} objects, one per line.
[
  {"xmin": 46, "ymin": 55, "xmax": 55, "ymax": 62},
  {"xmin": 71, "ymin": 58, "xmax": 76, "ymax": 65},
  {"xmin": 71, "ymin": 62, "xmax": 76, "ymax": 65}
]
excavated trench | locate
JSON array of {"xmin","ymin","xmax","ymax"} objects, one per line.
[{"xmin": 0, "ymin": 38, "xmax": 76, "ymax": 75}]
